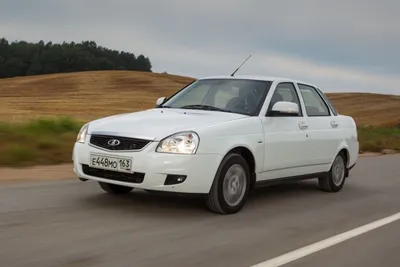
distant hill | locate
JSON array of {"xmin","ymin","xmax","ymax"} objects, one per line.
[
  {"xmin": 0, "ymin": 38, "xmax": 152, "ymax": 79},
  {"xmin": 0, "ymin": 70, "xmax": 399, "ymax": 126}
]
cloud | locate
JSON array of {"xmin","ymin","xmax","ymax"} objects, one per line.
[{"xmin": 0, "ymin": 0, "xmax": 399, "ymax": 94}]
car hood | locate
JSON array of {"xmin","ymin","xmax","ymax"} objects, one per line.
[{"xmin": 88, "ymin": 108, "xmax": 248, "ymax": 140}]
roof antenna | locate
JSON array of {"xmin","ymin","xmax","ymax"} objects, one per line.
[{"xmin": 230, "ymin": 54, "xmax": 252, "ymax": 77}]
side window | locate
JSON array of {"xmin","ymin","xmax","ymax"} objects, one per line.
[
  {"xmin": 315, "ymin": 87, "xmax": 338, "ymax": 116},
  {"xmin": 267, "ymin": 82, "xmax": 302, "ymax": 116},
  {"xmin": 298, "ymin": 84, "xmax": 331, "ymax": 116}
]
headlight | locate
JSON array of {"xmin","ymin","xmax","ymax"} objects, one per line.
[
  {"xmin": 156, "ymin": 131, "xmax": 199, "ymax": 154},
  {"xmin": 76, "ymin": 124, "xmax": 89, "ymax": 144}
]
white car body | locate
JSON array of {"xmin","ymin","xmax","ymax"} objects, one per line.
[{"xmin": 73, "ymin": 75, "xmax": 359, "ymax": 214}]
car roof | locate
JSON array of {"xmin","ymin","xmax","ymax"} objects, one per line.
[{"xmin": 197, "ymin": 75, "xmax": 319, "ymax": 89}]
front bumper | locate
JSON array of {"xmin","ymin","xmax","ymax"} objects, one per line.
[{"xmin": 72, "ymin": 139, "xmax": 222, "ymax": 194}]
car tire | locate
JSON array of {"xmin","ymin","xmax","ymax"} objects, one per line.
[
  {"xmin": 206, "ymin": 153, "xmax": 251, "ymax": 215},
  {"xmin": 99, "ymin": 182, "xmax": 134, "ymax": 194},
  {"xmin": 318, "ymin": 152, "xmax": 347, "ymax": 192}
]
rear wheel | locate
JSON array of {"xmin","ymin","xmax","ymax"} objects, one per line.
[
  {"xmin": 99, "ymin": 182, "xmax": 134, "ymax": 194},
  {"xmin": 318, "ymin": 153, "xmax": 346, "ymax": 192},
  {"xmin": 206, "ymin": 153, "xmax": 250, "ymax": 215}
]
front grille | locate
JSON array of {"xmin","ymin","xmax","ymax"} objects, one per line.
[
  {"xmin": 82, "ymin": 164, "xmax": 145, "ymax": 183},
  {"xmin": 90, "ymin": 134, "xmax": 151, "ymax": 151}
]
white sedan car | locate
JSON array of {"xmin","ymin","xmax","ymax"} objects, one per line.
[{"xmin": 73, "ymin": 75, "xmax": 358, "ymax": 214}]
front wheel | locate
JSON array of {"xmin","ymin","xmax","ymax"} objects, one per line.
[
  {"xmin": 318, "ymin": 153, "xmax": 347, "ymax": 192},
  {"xmin": 206, "ymin": 153, "xmax": 250, "ymax": 215},
  {"xmin": 99, "ymin": 182, "xmax": 134, "ymax": 194}
]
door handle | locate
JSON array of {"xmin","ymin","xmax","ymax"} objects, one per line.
[
  {"xmin": 331, "ymin": 120, "xmax": 339, "ymax": 128},
  {"xmin": 298, "ymin": 121, "xmax": 308, "ymax": 130}
]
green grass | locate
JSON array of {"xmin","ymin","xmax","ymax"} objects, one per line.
[
  {"xmin": 357, "ymin": 126, "xmax": 400, "ymax": 153},
  {"xmin": 0, "ymin": 117, "xmax": 84, "ymax": 167},
  {"xmin": 0, "ymin": 117, "xmax": 398, "ymax": 167}
]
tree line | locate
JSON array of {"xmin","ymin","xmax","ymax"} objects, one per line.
[{"xmin": 0, "ymin": 38, "xmax": 152, "ymax": 79}]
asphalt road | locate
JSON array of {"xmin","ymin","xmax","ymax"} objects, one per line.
[{"xmin": 0, "ymin": 154, "xmax": 399, "ymax": 267}]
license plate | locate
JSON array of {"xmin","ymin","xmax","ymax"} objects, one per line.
[{"xmin": 89, "ymin": 154, "xmax": 132, "ymax": 173}]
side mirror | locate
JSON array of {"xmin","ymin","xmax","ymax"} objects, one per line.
[
  {"xmin": 268, "ymin": 101, "xmax": 299, "ymax": 116},
  {"xmin": 156, "ymin": 97, "xmax": 167, "ymax": 107}
]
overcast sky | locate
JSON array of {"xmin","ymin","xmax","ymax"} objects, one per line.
[{"xmin": 1, "ymin": 0, "xmax": 399, "ymax": 94}]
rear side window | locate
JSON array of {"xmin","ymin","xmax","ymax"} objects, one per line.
[
  {"xmin": 298, "ymin": 84, "xmax": 331, "ymax": 117},
  {"xmin": 315, "ymin": 87, "xmax": 338, "ymax": 116}
]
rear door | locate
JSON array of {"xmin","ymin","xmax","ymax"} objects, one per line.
[{"xmin": 297, "ymin": 83, "xmax": 339, "ymax": 166}]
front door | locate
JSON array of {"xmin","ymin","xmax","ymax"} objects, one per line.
[{"xmin": 259, "ymin": 82, "xmax": 311, "ymax": 181}]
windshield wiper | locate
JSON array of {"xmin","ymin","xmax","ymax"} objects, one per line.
[{"xmin": 180, "ymin": 105, "xmax": 233, "ymax": 113}]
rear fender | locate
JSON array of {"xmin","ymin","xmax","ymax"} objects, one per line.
[{"xmin": 332, "ymin": 141, "xmax": 350, "ymax": 168}]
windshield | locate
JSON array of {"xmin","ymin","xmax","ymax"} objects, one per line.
[{"xmin": 161, "ymin": 79, "xmax": 272, "ymax": 116}]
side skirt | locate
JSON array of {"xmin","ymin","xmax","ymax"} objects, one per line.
[{"xmin": 254, "ymin": 172, "xmax": 327, "ymax": 189}]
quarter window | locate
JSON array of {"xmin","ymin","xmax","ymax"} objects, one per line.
[
  {"xmin": 315, "ymin": 87, "xmax": 338, "ymax": 116},
  {"xmin": 298, "ymin": 84, "xmax": 330, "ymax": 116}
]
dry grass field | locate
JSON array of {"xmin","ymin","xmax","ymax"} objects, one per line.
[
  {"xmin": 0, "ymin": 70, "xmax": 399, "ymax": 126},
  {"xmin": 0, "ymin": 71, "xmax": 194, "ymax": 122},
  {"xmin": 328, "ymin": 93, "xmax": 400, "ymax": 127}
]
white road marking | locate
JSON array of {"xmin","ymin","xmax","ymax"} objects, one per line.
[{"xmin": 250, "ymin": 212, "xmax": 400, "ymax": 267}]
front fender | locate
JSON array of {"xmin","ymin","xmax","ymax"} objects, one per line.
[{"xmin": 194, "ymin": 117, "xmax": 264, "ymax": 173}]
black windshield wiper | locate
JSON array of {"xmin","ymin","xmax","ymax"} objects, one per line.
[{"xmin": 180, "ymin": 105, "xmax": 232, "ymax": 113}]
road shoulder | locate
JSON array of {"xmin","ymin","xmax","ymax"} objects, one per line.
[{"xmin": 0, "ymin": 164, "xmax": 75, "ymax": 184}]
